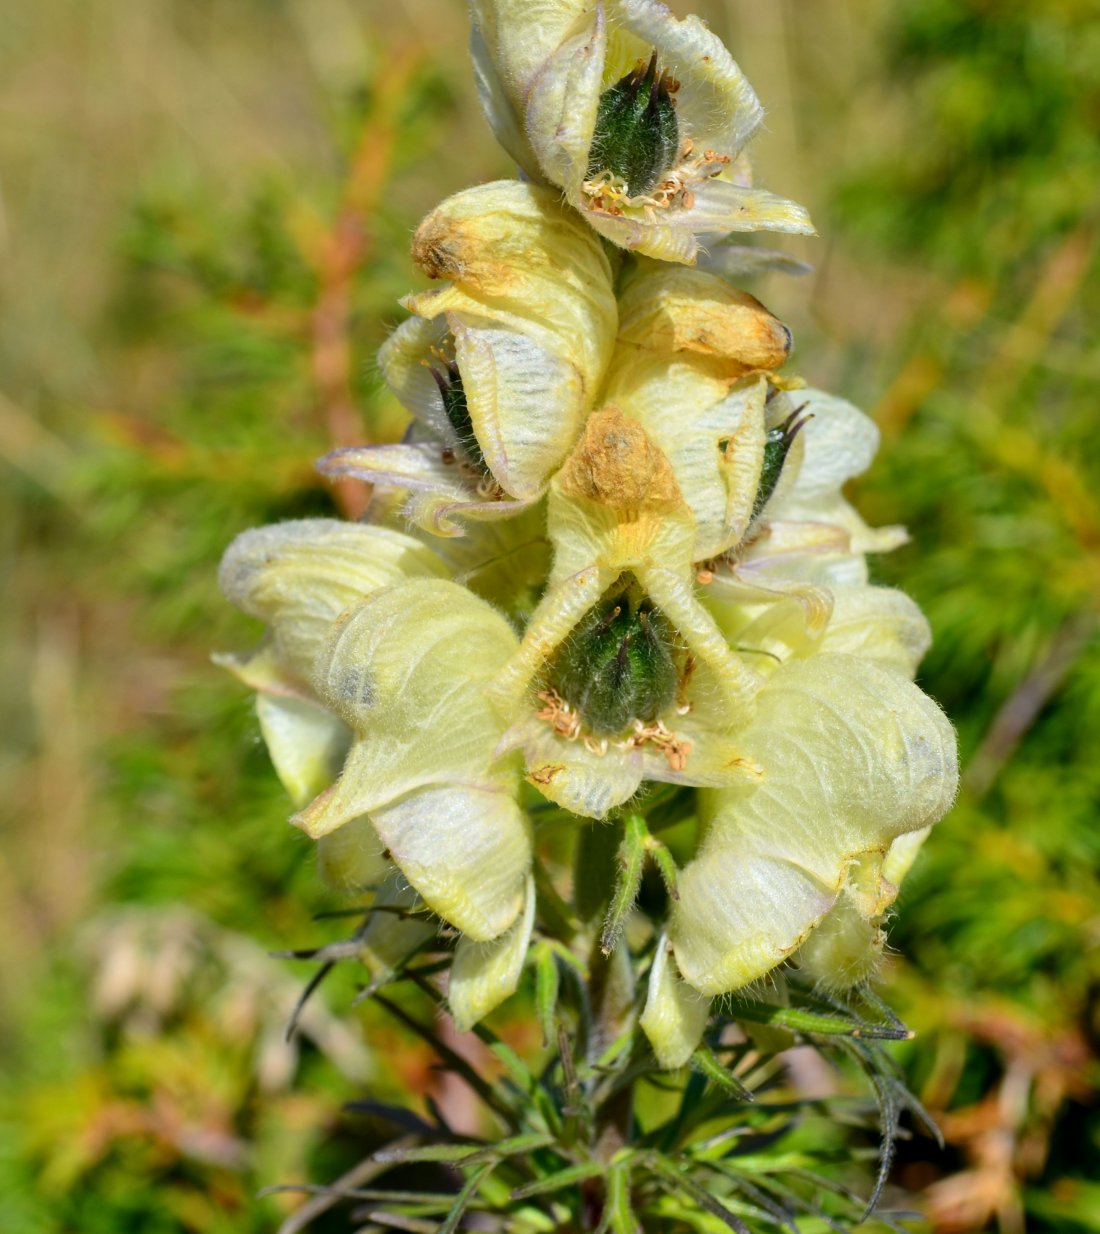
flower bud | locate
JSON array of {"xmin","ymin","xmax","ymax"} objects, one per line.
[
  {"xmin": 604, "ymin": 264, "xmax": 794, "ymax": 558},
  {"xmin": 640, "ymin": 935, "xmax": 711, "ymax": 1069}
]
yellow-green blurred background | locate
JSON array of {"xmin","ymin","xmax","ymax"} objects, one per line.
[{"xmin": 2, "ymin": 0, "xmax": 1098, "ymax": 1230}]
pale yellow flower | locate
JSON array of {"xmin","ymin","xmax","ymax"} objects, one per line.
[
  {"xmin": 217, "ymin": 519, "xmax": 448, "ymax": 809},
  {"xmin": 489, "ymin": 409, "xmax": 767, "ymax": 818},
  {"xmin": 672, "ymin": 655, "xmax": 955, "ymax": 1001},
  {"xmin": 323, "ymin": 251, "xmax": 790, "ymax": 567},
  {"xmin": 684, "ymin": 386, "xmax": 916, "ymax": 672},
  {"xmin": 294, "ymin": 578, "xmax": 531, "ymax": 944},
  {"xmin": 319, "ymin": 181, "xmax": 617, "ymax": 534},
  {"xmin": 468, "ymin": 0, "xmax": 813, "ymax": 262},
  {"xmin": 640, "ymin": 653, "xmax": 955, "ymax": 1067},
  {"xmin": 617, "ymin": 379, "xmax": 958, "ymax": 1065},
  {"xmin": 732, "ymin": 386, "xmax": 908, "ymax": 585},
  {"xmin": 480, "ymin": 268, "xmax": 799, "ymax": 817},
  {"xmin": 606, "ymin": 261, "xmax": 793, "ymax": 560},
  {"xmin": 220, "ymin": 526, "xmax": 535, "ymax": 1024}
]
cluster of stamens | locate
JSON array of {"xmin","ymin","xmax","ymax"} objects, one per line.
[
  {"xmin": 583, "ymin": 136, "xmax": 732, "ymax": 219},
  {"xmin": 535, "ymin": 688, "xmax": 693, "ymax": 771}
]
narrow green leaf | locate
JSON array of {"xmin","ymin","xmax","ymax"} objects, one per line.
[
  {"xmin": 372, "ymin": 994, "xmax": 515, "ymax": 1124},
  {"xmin": 644, "ymin": 1200, "xmax": 745, "ymax": 1234},
  {"xmin": 601, "ymin": 1161, "xmax": 641, "ymax": 1234},
  {"xmin": 489, "ymin": 1040, "xmax": 536, "ymax": 1091},
  {"xmin": 698, "ymin": 1163, "xmax": 799, "ymax": 1232},
  {"xmin": 592, "ymin": 1024, "xmax": 636, "ymax": 1072},
  {"xmin": 835, "ymin": 1038, "xmax": 900, "ymax": 1218},
  {"xmin": 647, "ymin": 1155, "xmax": 752, "ymax": 1234},
  {"xmin": 437, "ymin": 1161, "xmax": 495, "ymax": 1234},
  {"xmin": 510, "ymin": 1160, "xmax": 606, "ymax": 1200},
  {"xmin": 644, "ymin": 836, "xmax": 680, "ymax": 900},
  {"xmin": 721, "ymin": 1167, "xmax": 853, "ymax": 1234},
  {"xmin": 372, "ymin": 1144, "xmax": 477, "ymax": 1165},
  {"xmin": 457, "ymin": 1132, "xmax": 557, "ymax": 1166},
  {"xmin": 691, "ymin": 1046, "xmax": 754, "ymax": 1103},
  {"xmin": 273, "ymin": 1187, "xmax": 450, "ymax": 1205},
  {"xmin": 601, "ymin": 814, "xmax": 648, "ymax": 955},
  {"xmin": 285, "ymin": 961, "xmax": 336, "ymax": 1042},
  {"xmin": 533, "ymin": 941, "xmax": 560, "ymax": 1046},
  {"xmin": 726, "ymin": 999, "xmax": 913, "ymax": 1040},
  {"xmin": 546, "ymin": 938, "xmax": 588, "ymax": 979}
]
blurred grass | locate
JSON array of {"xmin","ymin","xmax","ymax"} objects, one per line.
[{"xmin": 1, "ymin": 0, "xmax": 1098, "ymax": 1230}]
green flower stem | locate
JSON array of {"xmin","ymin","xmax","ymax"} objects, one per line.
[
  {"xmin": 586, "ymin": 937, "xmax": 635, "ymax": 1171},
  {"xmin": 574, "ymin": 820, "xmax": 621, "ymax": 925},
  {"xmin": 570, "ymin": 816, "xmax": 641, "ymax": 1220}
]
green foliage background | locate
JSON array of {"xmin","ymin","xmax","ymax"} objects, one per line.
[{"xmin": 1, "ymin": 0, "xmax": 1097, "ymax": 1229}]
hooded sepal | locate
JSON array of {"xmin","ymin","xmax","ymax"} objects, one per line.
[
  {"xmin": 669, "ymin": 653, "xmax": 958, "ymax": 996},
  {"xmin": 294, "ymin": 578, "xmax": 531, "ymax": 941},
  {"xmin": 393, "ymin": 180, "xmax": 617, "ymax": 499},
  {"xmin": 490, "ymin": 410, "xmax": 761, "ymax": 818}
]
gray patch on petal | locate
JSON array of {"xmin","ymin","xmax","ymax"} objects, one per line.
[{"xmin": 337, "ymin": 669, "xmax": 374, "ymax": 710}]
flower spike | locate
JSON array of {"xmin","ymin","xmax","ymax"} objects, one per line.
[{"xmin": 469, "ymin": 0, "xmax": 814, "ymax": 262}]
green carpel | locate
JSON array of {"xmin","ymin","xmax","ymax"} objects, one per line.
[
  {"xmin": 587, "ymin": 51, "xmax": 680, "ymax": 198},
  {"xmin": 553, "ymin": 578, "xmax": 680, "ymax": 735}
]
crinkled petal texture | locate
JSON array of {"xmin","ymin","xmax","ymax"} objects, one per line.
[
  {"xmin": 468, "ymin": 0, "xmax": 593, "ymax": 178},
  {"xmin": 815, "ymin": 584, "xmax": 931, "ymax": 676},
  {"xmin": 615, "ymin": 264, "xmax": 793, "ymax": 376},
  {"xmin": 218, "ymin": 519, "xmax": 450, "ymax": 689},
  {"xmin": 389, "ymin": 180, "xmax": 617, "ymax": 502},
  {"xmin": 703, "ymin": 577, "xmax": 932, "ymax": 683},
  {"xmin": 317, "ymin": 442, "xmax": 537, "ymax": 538},
  {"xmin": 471, "ymin": 0, "xmax": 812, "ymax": 261},
  {"xmin": 491, "ymin": 409, "xmax": 761, "ymax": 818},
  {"xmin": 606, "ymin": 264, "xmax": 793, "ymax": 558},
  {"xmin": 669, "ymin": 654, "xmax": 958, "ymax": 996},
  {"xmin": 296, "ymin": 579, "xmax": 531, "ymax": 942},
  {"xmin": 217, "ymin": 519, "xmax": 449, "ymax": 808}
]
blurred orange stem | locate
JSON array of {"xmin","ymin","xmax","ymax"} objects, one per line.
[{"xmin": 310, "ymin": 48, "xmax": 423, "ymax": 519}]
